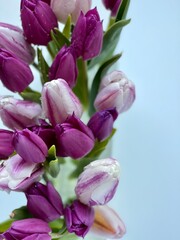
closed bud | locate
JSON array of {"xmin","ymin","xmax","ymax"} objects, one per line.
[
  {"xmin": 0, "ymin": 48, "xmax": 33, "ymax": 92},
  {"xmin": 71, "ymin": 8, "xmax": 103, "ymax": 60},
  {"xmin": 91, "ymin": 205, "xmax": 126, "ymax": 239},
  {"xmin": 55, "ymin": 114, "xmax": 94, "ymax": 159},
  {"xmin": 26, "ymin": 182, "xmax": 63, "ymax": 222},
  {"xmin": 87, "ymin": 108, "xmax": 118, "ymax": 141},
  {"xmin": 102, "ymin": 0, "xmax": 122, "ymax": 16},
  {"xmin": 75, "ymin": 158, "xmax": 120, "ymax": 206},
  {"xmin": 0, "ymin": 96, "xmax": 42, "ymax": 130},
  {"xmin": 20, "ymin": 0, "xmax": 58, "ymax": 45},
  {"xmin": 29, "ymin": 120, "xmax": 56, "ymax": 149},
  {"xmin": 64, "ymin": 200, "xmax": 94, "ymax": 238},
  {"xmin": 50, "ymin": 0, "xmax": 76, "ymax": 23},
  {"xmin": 1, "ymin": 218, "xmax": 51, "ymax": 240},
  {"xmin": 41, "ymin": 79, "xmax": 82, "ymax": 126},
  {"xmin": 71, "ymin": 0, "xmax": 92, "ymax": 23},
  {"xmin": 0, "ymin": 22, "xmax": 34, "ymax": 63},
  {"xmin": 94, "ymin": 71, "xmax": 135, "ymax": 114},
  {"xmin": 0, "ymin": 154, "xmax": 43, "ymax": 192},
  {"xmin": 49, "ymin": 46, "xmax": 78, "ymax": 88},
  {"xmin": 12, "ymin": 129, "xmax": 48, "ymax": 163},
  {"xmin": 0, "ymin": 129, "xmax": 14, "ymax": 159}
]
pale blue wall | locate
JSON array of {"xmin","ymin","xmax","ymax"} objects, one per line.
[{"xmin": 0, "ymin": 1, "xmax": 180, "ymax": 240}]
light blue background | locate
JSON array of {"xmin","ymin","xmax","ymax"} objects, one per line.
[{"xmin": 0, "ymin": 1, "xmax": 180, "ymax": 240}]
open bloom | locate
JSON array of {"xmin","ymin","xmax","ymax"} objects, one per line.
[
  {"xmin": 0, "ymin": 48, "xmax": 33, "ymax": 92},
  {"xmin": 0, "ymin": 154, "xmax": 43, "ymax": 192},
  {"xmin": 0, "ymin": 218, "xmax": 51, "ymax": 240},
  {"xmin": 41, "ymin": 78, "xmax": 82, "ymax": 126},
  {"xmin": 0, "ymin": 22, "xmax": 34, "ymax": 63},
  {"xmin": 75, "ymin": 158, "xmax": 120, "ymax": 206},
  {"xmin": 102, "ymin": 0, "xmax": 122, "ymax": 16},
  {"xmin": 94, "ymin": 71, "xmax": 135, "ymax": 114},
  {"xmin": 49, "ymin": 46, "xmax": 78, "ymax": 88},
  {"xmin": 64, "ymin": 200, "xmax": 94, "ymax": 238},
  {"xmin": 12, "ymin": 129, "xmax": 48, "ymax": 164},
  {"xmin": 87, "ymin": 108, "xmax": 118, "ymax": 141},
  {"xmin": 55, "ymin": 114, "xmax": 95, "ymax": 159},
  {"xmin": 91, "ymin": 205, "xmax": 126, "ymax": 239},
  {"xmin": 0, "ymin": 96, "xmax": 42, "ymax": 130},
  {"xmin": 20, "ymin": 0, "xmax": 58, "ymax": 45},
  {"xmin": 26, "ymin": 182, "xmax": 63, "ymax": 222},
  {"xmin": 71, "ymin": 8, "xmax": 103, "ymax": 60}
]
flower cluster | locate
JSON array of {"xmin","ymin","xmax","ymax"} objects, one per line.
[{"xmin": 0, "ymin": 0, "xmax": 135, "ymax": 239}]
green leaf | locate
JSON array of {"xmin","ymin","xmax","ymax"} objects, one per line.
[
  {"xmin": 73, "ymin": 58, "xmax": 89, "ymax": 109},
  {"xmin": 37, "ymin": 48, "xmax": 50, "ymax": 84},
  {"xmin": 88, "ymin": 19, "xmax": 130, "ymax": 68},
  {"xmin": 0, "ymin": 219, "xmax": 13, "ymax": 233},
  {"xmin": 51, "ymin": 28, "xmax": 70, "ymax": 51},
  {"xmin": 19, "ymin": 87, "xmax": 41, "ymax": 104},
  {"xmin": 49, "ymin": 219, "xmax": 65, "ymax": 233},
  {"xmin": 63, "ymin": 16, "xmax": 71, "ymax": 39},
  {"xmin": 69, "ymin": 129, "xmax": 116, "ymax": 179},
  {"xmin": 89, "ymin": 53, "xmax": 122, "ymax": 116},
  {"xmin": 116, "ymin": 0, "xmax": 131, "ymax": 22},
  {"xmin": 11, "ymin": 206, "xmax": 32, "ymax": 220}
]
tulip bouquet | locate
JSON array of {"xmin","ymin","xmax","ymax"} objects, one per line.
[{"xmin": 0, "ymin": 0, "xmax": 135, "ymax": 239}]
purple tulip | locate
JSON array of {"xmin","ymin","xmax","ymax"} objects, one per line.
[
  {"xmin": 0, "ymin": 96, "xmax": 42, "ymax": 130},
  {"xmin": 75, "ymin": 158, "xmax": 120, "ymax": 206},
  {"xmin": 102, "ymin": 0, "xmax": 122, "ymax": 16},
  {"xmin": 41, "ymin": 79, "xmax": 82, "ymax": 126},
  {"xmin": 1, "ymin": 218, "xmax": 51, "ymax": 240},
  {"xmin": 55, "ymin": 114, "xmax": 95, "ymax": 159},
  {"xmin": 87, "ymin": 108, "xmax": 118, "ymax": 141},
  {"xmin": 0, "ymin": 129, "xmax": 14, "ymax": 159},
  {"xmin": 49, "ymin": 46, "xmax": 78, "ymax": 88},
  {"xmin": 91, "ymin": 205, "xmax": 126, "ymax": 239},
  {"xmin": 0, "ymin": 48, "xmax": 33, "ymax": 92},
  {"xmin": 0, "ymin": 22, "xmax": 35, "ymax": 63},
  {"xmin": 20, "ymin": 0, "xmax": 58, "ymax": 45},
  {"xmin": 29, "ymin": 120, "xmax": 56, "ymax": 149},
  {"xmin": 0, "ymin": 154, "xmax": 43, "ymax": 192},
  {"xmin": 64, "ymin": 200, "xmax": 94, "ymax": 237},
  {"xmin": 12, "ymin": 129, "xmax": 48, "ymax": 163},
  {"xmin": 94, "ymin": 71, "xmax": 135, "ymax": 114},
  {"xmin": 71, "ymin": 8, "xmax": 103, "ymax": 60},
  {"xmin": 26, "ymin": 182, "xmax": 63, "ymax": 222}
]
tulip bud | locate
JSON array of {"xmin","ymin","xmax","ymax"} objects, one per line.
[
  {"xmin": 94, "ymin": 71, "xmax": 135, "ymax": 114},
  {"xmin": 49, "ymin": 46, "xmax": 78, "ymax": 88},
  {"xmin": 0, "ymin": 96, "xmax": 42, "ymax": 130},
  {"xmin": 0, "ymin": 129, "xmax": 14, "ymax": 159},
  {"xmin": 12, "ymin": 129, "xmax": 48, "ymax": 163},
  {"xmin": 50, "ymin": 0, "xmax": 76, "ymax": 23},
  {"xmin": 0, "ymin": 48, "xmax": 33, "ymax": 92},
  {"xmin": 41, "ymin": 79, "xmax": 82, "ymax": 126},
  {"xmin": 102, "ymin": 0, "xmax": 122, "ymax": 16},
  {"xmin": 71, "ymin": 8, "xmax": 103, "ymax": 60},
  {"xmin": 71, "ymin": 0, "xmax": 92, "ymax": 23},
  {"xmin": 87, "ymin": 108, "xmax": 118, "ymax": 141},
  {"xmin": 55, "ymin": 114, "xmax": 94, "ymax": 159},
  {"xmin": 20, "ymin": 0, "xmax": 58, "ymax": 45},
  {"xmin": 91, "ymin": 205, "xmax": 126, "ymax": 239},
  {"xmin": 26, "ymin": 182, "xmax": 63, "ymax": 222},
  {"xmin": 64, "ymin": 200, "xmax": 94, "ymax": 238},
  {"xmin": 75, "ymin": 158, "xmax": 120, "ymax": 206},
  {"xmin": 30, "ymin": 120, "xmax": 56, "ymax": 149},
  {"xmin": 1, "ymin": 218, "xmax": 51, "ymax": 240},
  {"xmin": 0, "ymin": 154, "xmax": 43, "ymax": 192},
  {"xmin": 0, "ymin": 22, "xmax": 35, "ymax": 64}
]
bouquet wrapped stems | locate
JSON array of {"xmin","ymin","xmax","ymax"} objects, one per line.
[{"xmin": 0, "ymin": 0, "xmax": 135, "ymax": 239}]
